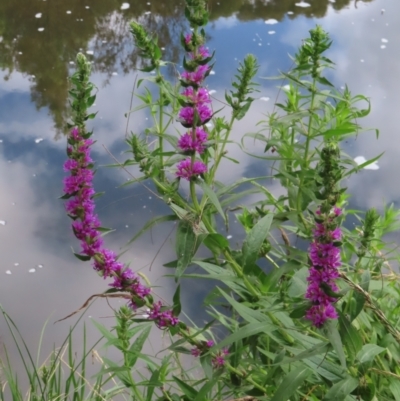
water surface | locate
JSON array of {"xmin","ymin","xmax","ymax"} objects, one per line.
[{"xmin": 0, "ymin": 0, "xmax": 398, "ymax": 369}]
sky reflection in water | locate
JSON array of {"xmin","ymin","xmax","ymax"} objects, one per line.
[{"xmin": 0, "ymin": 0, "xmax": 398, "ymax": 364}]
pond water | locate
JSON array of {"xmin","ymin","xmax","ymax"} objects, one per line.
[{"xmin": 0, "ymin": 0, "xmax": 399, "ymax": 368}]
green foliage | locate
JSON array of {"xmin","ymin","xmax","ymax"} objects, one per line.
[{"xmin": 3, "ymin": 5, "xmax": 400, "ymax": 401}]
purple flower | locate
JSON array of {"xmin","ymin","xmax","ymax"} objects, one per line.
[
  {"xmin": 189, "ymin": 45, "xmax": 210, "ymax": 60},
  {"xmin": 305, "ymin": 204, "xmax": 342, "ymax": 327},
  {"xmin": 305, "ymin": 304, "xmax": 338, "ymax": 328},
  {"xmin": 206, "ymin": 339, "xmax": 215, "ymax": 347},
  {"xmin": 148, "ymin": 301, "xmax": 178, "ymax": 329},
  {"xmin": 191, "ymin": 347, "xmax": 201, "ymax": 357},
  {"xmin": 178, "ymin": 104, "xmax": 212, "ymax": 126},
  {"xmin": 182, "ymin": 87, "xmax": 211, "ymax": 105},
  {"xmin": 176, "ymin": 158, "xmax": 207, "ymax": 180},
  {"xmin": 184, "ymin": 33, "xmax": 192, "ymax": 45},
  {"xmin": 182, "ymin": 65, "xmax": 210, "ymax": 85},
  {"xmin": 178, "ymin": 128, "xmax": 208, "ymax": 153}
]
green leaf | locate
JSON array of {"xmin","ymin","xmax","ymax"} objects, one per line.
[
  {"xmin": 127, "ymin": 325, "xmax": 151, "ymax": 367},
  {"xmin": 356, "ymin": 344, "xmax": 385, "ymax": 363},
  {"xmin": 389, "ymin": 379, "xmax": 400, "ymax": 401},
  {"xmin": 73, "ymin": 253, "xmax": 91, "ymax": 262},
  {"xmin": 146, "ymin": 369, "xmax": 161, "ymax": 401},
  {"xmin": 210, "ymin": 321, "xmax": 276, "ymax": 351},
  {"xmin": 203, "ymin": 233, "xmax": 229, "ymax": 254},
  {"xmin": 272, "ymin": 342, "xmax": 330, "ymax": 366},
  {"xmin": 175, "ymin": 220, "xmax": 197, "ymax": 279},
  {"xmin": 270, "ymin": 367, "xmax": 312, "ymax": 401},
  {"xmin": 323, "ymin": 377, "xmax": 359, "ymax": 401},
  {"xmin": 288, "ymin": 267, "xmax": 308, "ymax": 298},
  {"xmin": 197, "ymin": 180, "xmax": 226, "ymax": 223},
  {"xmin": 219, "ymin": 289, "xmax": 266, "ymax": 323},
  {"xmin": 344, "ymin": 152, "xmax": 384, "ymax": 178},
  {"xmin": 235, "ymin": 99, "xmax": 252, "ymax": 120},
  {"xmin": 323, "ymin": 319, "xmax": 346, "ymax": 369},
  {"xmin": 91, "ymin": 320, "xmax": 117, "ymax": 343},
  {"xmin": 126, "ymin": 214, "xmax": 178, "ymax": 246},
  {"xmin": 86, "ymin": 94, "xmax": 96, "ymax": 108},
  {"xmin": 172, "ymin": 285, "xmax": 181, "ymax": 316},
  {"xmin": 193, "ymin": 377, "xmax": 219, "ymax": 401},
  {"xmin": 350, "ymin": 270, "xmax": 370, "ymax": 321},
  {"xmin": 242, "ymin": 214, "xmax": 273, "ymax": 273},
  {"xmin": 338, "ymin": 314, "xmax": 363, "ymax": 363},
  {"xmin": 172, "ymin": 376, "xmax": 198, "ymax": 399}
]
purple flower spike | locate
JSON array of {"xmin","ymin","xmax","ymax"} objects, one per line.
[
  {"xmin": 305, "ymin": 206, "xmax": 342, "ymax": 327},
  {"xmin": 63, "ymin": 126, "xmax": 179, "ymax": 330},
  {"xmin": 178, "ymin": 128, "xmax": 208, "ymax": 153},
  {"xmin": 176, "ymin": 158, "xmax": 207, "ymax": 180},
  {"xmin": 182, "ymin": 65, "xmax": 210, "ymax": 86}
]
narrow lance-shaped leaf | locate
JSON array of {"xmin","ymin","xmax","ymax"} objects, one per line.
[
  {"xmin": 175, "ymin": 220, "xmax": 197, "ymax": 279},
  {"xmin": 242, "ymin": 213, "xmax": 273, "ymax": 272},
  {"xmin": 270, "ymin": 367, "xmax": 312, "ymax": 401}
]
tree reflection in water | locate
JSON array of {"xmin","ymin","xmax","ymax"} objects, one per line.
[{"xmin": 0, "ymin": 0, "xmax": 373, "ymax": 135}]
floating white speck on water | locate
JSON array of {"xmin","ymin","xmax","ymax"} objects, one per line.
[
  {"xmin": 209, "ymin": 70, "xmax": 216, "ymax": 75},
  {"xmin": 208, "ymin": 89, "xmax": 217, "ymax": 95},
  {"xmin": 0, "ymin": 139, "xmax": 3, "ymax": 142},
  {"xmin": 6, "ymin": 270, "xmax": 11, "ymax": 275},
  {"xmin": 268, "ymin": 31, "xmax": 276, "ymax": 34},
  {"xmin": 149, "ymin": 196, "xmax": 152, "ymax": 199},
  {"xmin": 360, "ymin": 59, "xmax": 364, "ymax": 63},
  {"xmin": 35, "ymin": 13, "xmax": 42, "ymax": 18},
  {"xmin": 144, "ymin": 11, "xmax": 151, "ymax": 14},
  {"xmin": 121, "ymin": 3, "xmax": 130, "ymax": 10},
  {"xmin": 112, "ymin": 72, "xmax": 118, "ymax": 76},
  {"xmin": 260, "ymin": 97, "xmax": 270, "ymax": 101},
  {"xmin": 371, "ymin": 18, "xmax": 375, "ymax": 22},
  {"xmin": 258, "ymin": 43, "xmax": 262, "ymax": 46},
  {"xmin": 381, "ymin": 8, "xmax": 385, "ymax": 13},
  {"xmin": 69, "ymin": 61, "xmax": 74, "ymax": 65},
  {"xmin": 38, "ymin": 27, "xmax": 44, "ymax": 32},
  {"xmin": 85, "ymin": 6, "xmax": 90, "ymax": 9},
  {"xmin": 143, "ymin": 205, "xmax": 146, "ymax": 209},
  {"xmin": 35, "ymin": 138, "xmax": 44, "ymax": 144},
  {"xmin": 66, "ymin": 10, "xmax": 71, "ymax": 14},
  {"xmin": 86, "ymin": 50, "xmax": 94, "ymax": 55},
  {"xmin": 265, "ymin": 18, "xmax": 278, "ymax": 24},
  {"xmin": 287, "ymin": 11, "xmax": 294, "ymax": 14},
  {"xmin": 381, "ymin": 45, "xmax": 386, "ymax": 49},
  {"xmin": 37, "ymin": 264, "xmax": 44, "ymax": 268},
  {"xmin": 381, "ymin": 38, "xmax": 388, "ymax": 43},
  {"xmin": 29, "ymin": 268, "xmax": 36, "ymax": 273},
  {"xmin": 0, "ymin": 220, "xmax": 5, "ymax": 225},
  {"xmin": 295, "ymin": 1, "xmax": 311, "ymax": 7},
  {"xmin": 354, "ymin": 156, "xmax": 379, "ymax": 170},
  {"xmin": 227, "ymin": 235, "xmax": 233, "ymax": 239},
  {"xmin": 125, "ymin": 225, "xmax": 129, "ymax": 228}
]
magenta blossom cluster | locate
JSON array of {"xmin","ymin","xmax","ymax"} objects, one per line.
[
  {"xmin": 176, "ymin": 33, "xmax": 212, "ymax": 180},
  {"xmin": 191, "ymin": 340, "xmax": 229, "ymax": 368},
  {"xmin": 305, "ymin": 206, "xmax": 342, "ymax": 327},
  {"xmin": 63, "ymin": 127, "xmax": 178, "ymax": 329}
]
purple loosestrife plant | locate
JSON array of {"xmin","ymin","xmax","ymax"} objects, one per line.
[{"xmin": 63, "ymin": 53, "xmax": 178, "ymax": 330}]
